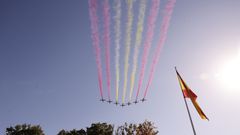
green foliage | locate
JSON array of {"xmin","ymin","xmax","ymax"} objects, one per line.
[
  {"xmin": 116, "ymin": 120, "xmax": 158, "ymax": 135},
  {"xmin": 86, "ymin": 122, "xmax": 114, "ymax": 135},
  {"xmin": 115, "ymin": 123, "xmax": 137, "ymax": 135},
  {"xmin": 57, "ymin": 123, "xmax": 114, "ymax": 135},
  {"xmin": 6, "ymin": 124, "xmax": 45, "ymax": 135},
  {"xmin": 6, "ymin": 120, "xmax": 158, "ymax": 135},
  {"xmin": 136, "ymin": 120, "xmax": 158, "ymax": 135},
  {"xmin": 57, "ymin": 129, "xmax": 86, "ymax": 135}
]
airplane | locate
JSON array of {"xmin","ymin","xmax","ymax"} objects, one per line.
[
  {"xmin": 114, "ymin": 101, "xmax": 119, "ymax": 105},
  {"xmin": 133, "ymin": 100, "xmax": 138, "ymax": 104},
  {"xmin": 120, "ymin": 103, "xmax": 125, "ymax": 107},
  {"xmin": 127, "ymin": 102, "xmax": 131, "ymax": 106},
  {"xmin": 100, "ymin": 98, "xmax": 105, "ymax": 102},
  {"xmin": 140, "ymin": 98, "xmax": 146, "ymax": 102},
  {"xmin": 107, "ymin": 100, "xmax": 112, "ymax": 104}
]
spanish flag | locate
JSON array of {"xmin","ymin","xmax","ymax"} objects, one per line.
[{"xmin": 175, "ymin": 68, "xmax": 209, "ymax": 120}]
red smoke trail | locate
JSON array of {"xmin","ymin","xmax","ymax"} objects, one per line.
[
  {"xmin": 135, "ymin": 0, "xmax": 160, "ymax": 100},
  {"xmin": 143, "ymin": 0, "xmax": 176, "ymax": 98},
  {"xmin": 103, "ymin": 0, "xmax": 111, "ymax": 100},
  {"xmin": 88, "ymin": 0, "xmax": 104, "ymax": 99}
]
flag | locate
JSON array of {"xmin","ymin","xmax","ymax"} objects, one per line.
[{"xmin": 176, "ymin": 68, "xmax": 209, "ymax": 120}]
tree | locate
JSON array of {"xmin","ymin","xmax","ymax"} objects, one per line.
[
  {"xmin": 6, "ymin": 124, "xmax": 45, "ymax": 135},
  {"xmin": 136, "ymin": 120, "xmax": 158, "ymax": 135},
  {"xmin": 86, "ymin": 122, "xmax": 113, "ymax": 135},
  {"xmin": 57, "ymin": 129, "xmax": 86, "ymax": 135},
  {"xmin": 115, "ymin": 123, "xmax": 137, "ymax": 135},
  {"xmin": 116, "ymin": 120, "xmax": 158, "ymax": 135}
]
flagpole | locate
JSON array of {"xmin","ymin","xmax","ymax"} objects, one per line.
[{"xmin": 175, "ymin": 67, "xmax": 196, "ymax": 135}]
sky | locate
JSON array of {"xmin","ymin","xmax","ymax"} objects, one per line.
[{"xmin": 1, "ymin": 0, "xmax": 240, "ymax": 135}]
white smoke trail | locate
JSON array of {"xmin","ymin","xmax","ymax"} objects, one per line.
[
  {"xmin": 114, "ymin": 0, "xmax": 121, "ymax": 103},
  {"xmin": 122, "ymin": 0, "xmax": 134, "ymax": 104},
  {"xmin": 129, "ymin": 0, "xmax": 147, "ymax": 101}
]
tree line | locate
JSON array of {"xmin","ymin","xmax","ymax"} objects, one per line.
[{"xmin": 5, "ymin": 120, "xmax": 158, "ymax": 135}]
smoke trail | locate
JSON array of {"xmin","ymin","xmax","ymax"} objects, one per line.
[
  {"xmin": 129, "ymin": 0, "xmax": 147, "ymax": 101},
  {"xmin": 122, "ymin": 0, "xmax": 134, "ymax": 104},
  {"xmin": 88, "ymin": 0, "xmax": 104, "ymax": 99},
  {"xmin": 135, "ymin": 0, "xmax": 160, "ymax": 101},
  {"xmin": 114, "ymin": 0, "xmax": 121, "ymax": 103},
  {"xmin": 103, "ymin": 0, "xmax": 111, "ymax": 101},
  {"xmin": 143, "ymin": 0, "xmax": 176, "ymax": 98}
]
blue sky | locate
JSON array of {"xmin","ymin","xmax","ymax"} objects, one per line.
[{"xmin": 1, "ymin": 0, "xmax": 240, "ymax": 134}]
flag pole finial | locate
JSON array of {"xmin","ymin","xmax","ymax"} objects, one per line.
[{"xmin": 174, "ymin": 66, "xmax": 177, "ymax": 71}]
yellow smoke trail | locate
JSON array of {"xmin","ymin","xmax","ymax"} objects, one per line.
[
  {"xmin": 129, "ymin": 0, "xmax": 147, "ymax": 101},
  {"xmin": 122, "ymin": 0, "xmax": 134, "ymax": 104},
  {"xmin": 114, "ymin": 0, "xmax": 121, "ymax": 103}
]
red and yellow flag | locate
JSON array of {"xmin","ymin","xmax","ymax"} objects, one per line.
[{"xmin": 176, "ymin": 69, "xmax": 209, "ymax": 120}]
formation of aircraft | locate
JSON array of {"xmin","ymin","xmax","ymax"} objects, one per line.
[{"xmin": 99, "ymin": 97, "xmax": 146, "ymax": 107}]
